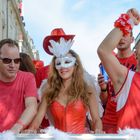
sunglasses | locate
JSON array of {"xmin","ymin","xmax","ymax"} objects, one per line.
[{"xmin": 0, "ymin": 57, "xmax": 21, "ymax": 64}]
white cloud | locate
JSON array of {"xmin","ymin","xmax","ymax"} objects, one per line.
[{"xmin": 72, "ymin": 0, "xmax": 86, "ymax": 11}]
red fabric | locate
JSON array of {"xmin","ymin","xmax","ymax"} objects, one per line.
[
  {"xmin": 49, "ymin": 100, "xmax": 87, "ymax": 134},
  {"xmin": 35, "ymin": 65, "xmax": 49, "ymax": 88},
  {"xmin": 43, "ymin": 28, "xmax": 75, "ymax": 55},
  {"xmin": 33, "ymin": 60, "xmax": 44, "ymax": 70},
  {"xmin": 39, "ymin": 117, "xmax": 50, "ymax": 129},
  {"xmin": 114, "ymin": 14, "xmax": 132, "ymax": 36},
  {"xmin": 102, "ymin": 53, "xmax": 137, "ymax": 133},
  {"xmin": 35, "ymin": 65, "xmax": 50, "ymax": 128},
  {"xmin": 0, "ymin": 71, "xmax": 37, "ymax": 132},
  {"xmin": 103, "ymin": 124, "xmax": 117, "ymax": 134},
  {"xmin": 102, "ymin": 80, "xmax": 118, "ymax": 133},
  {"xmin": 117, "ymin": 72, "xmax": 140, "ymax": 129},
  {"xmin": 116, "ymin": 54, "xmax": 137, "ymax": 71}
]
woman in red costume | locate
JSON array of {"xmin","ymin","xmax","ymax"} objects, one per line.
[{"xmin": 29, "ymin": 28, "xmax": 102, "ymax": 134}]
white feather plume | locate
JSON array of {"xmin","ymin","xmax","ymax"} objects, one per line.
[
  {"xmin": 0, "ymin": 131, "xmax": 15, "ymax": 140},
  {"xmin": 37, "ymin": 79, "xmax": 48, "ymax": 101},
  {"xmin": 118, "ymin": 128, "xmax": 140, "ymax": 140},
  {"xmin": 48, "ymin": 37, "xmax": 74, "ymax": 57},
  {"xmin": 84, "ymin": 70, "xmax": 104, "ymax": 118},
  {"xmin": 43, "ymin": 126, "xmax": 70, "ymax": 140}
]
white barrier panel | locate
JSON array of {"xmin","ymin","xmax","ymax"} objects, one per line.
[{"xmin": 16, "ymin": 134, "xmax": 133, "ymax": 140}]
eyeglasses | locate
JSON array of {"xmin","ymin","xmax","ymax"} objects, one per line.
[{"xmin": 0, "ymin": 57, "xmax": 21, "ymax": 64}]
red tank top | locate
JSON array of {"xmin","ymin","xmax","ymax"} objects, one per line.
[
  {"xmin": 117, "ymin": 71, "xmax": 140, "ymax": 129},
  {"xmin": 102, "ymin": 53, "xmax": 137, "ymax": 133}
]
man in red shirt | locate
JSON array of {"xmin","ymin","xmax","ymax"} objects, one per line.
[
  {"xmin": 98, "ymin": 31, "xmax": 137, "ymax": 133},
  {"xmin": 0, "ymin": 39, "xmax": 37, "ymax": 133},
  {"xmin": 98, "ymin": 8, "xmax": 140, "ymax": 131}
]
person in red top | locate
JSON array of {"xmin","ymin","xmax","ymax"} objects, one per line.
[
  {"xmin": 98, "ymin": 8, "xmax": 140, "ymax": 131},
  {"xmin": 35, "ymin": 65, "xmax": 49, "ymax": 89},
  {"xmin": 98, "ymin": 32, "xmax": 137, "ymax": 133},
  {"xmin": 29, "ymin": 28, "xmax": 102, "ymax": 134},
  {"xmin": 0, "ymin": 39, "xmax": 38, "ymax": 133}
]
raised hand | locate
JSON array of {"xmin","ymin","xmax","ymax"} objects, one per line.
[
  {"xmin": 97, "ymin": 73, "xmax": 107, "ymax": 91},
  {"xmin": 127, "ymin": 8, "xmax": 140, "ymax": 25}
]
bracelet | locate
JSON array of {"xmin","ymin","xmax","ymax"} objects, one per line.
[
  {"xmin": 114, "ymin": 13, "xmax": 134, "ymax": 36},
  {"xmin": 101, "ymin": 88, "xmax": 107, "ymax": 92},
  {"xmin": 17, "ymin": 120, "xmax": 26, "ymax": 129}
]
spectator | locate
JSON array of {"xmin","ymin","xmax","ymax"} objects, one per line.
[
  {"xmin": 0, "ymin": 39, "xmax": 38, "ymax": 133},
  {"xmin": 19, "ymin": 52, "xmax": 36, "ymax": 75},
  {"xmin": 98, "ymin": 31, "xmax": 137, "ymax": 133},
  {"xmin": 97, "ymin": 8, "xmax": 140, "ymax": 130}
]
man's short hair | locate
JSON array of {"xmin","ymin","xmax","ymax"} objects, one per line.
[{"xmin": 0, "ymin": 38, "xmax": 19, "ymax": 50}]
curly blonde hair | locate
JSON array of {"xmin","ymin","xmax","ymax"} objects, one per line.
[{"xmin": 45, "ymin": 50, "xmax": 92, "ymax": 106}]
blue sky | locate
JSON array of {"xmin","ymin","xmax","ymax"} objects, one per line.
[{"xmin": 23, "ymin": 0, "xmax": 140, "ymax": 77}]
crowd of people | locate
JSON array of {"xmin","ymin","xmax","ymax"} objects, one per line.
[{"xmin": 0, "ymin": 8, "xmax": 140, "ymax": 135}]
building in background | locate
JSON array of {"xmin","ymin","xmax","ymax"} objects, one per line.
[{"xmin": 0, "ymin": 0, "xmax": 39, "ymax": 59}]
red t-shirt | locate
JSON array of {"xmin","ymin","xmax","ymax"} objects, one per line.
[{"xmin": 0, "ymin": 71, "xmax": 37, "ymax": 132}]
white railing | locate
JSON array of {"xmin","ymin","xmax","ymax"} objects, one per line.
[{"xmin": 16, "ymin": 134, "xmax": 133, "ymax": 140}]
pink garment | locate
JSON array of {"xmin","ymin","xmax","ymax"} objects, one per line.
[
  {"xmin": 49, "ymin": 100, "xmax": 87, "ymax": 134},
  {"xmin": 0, "ymin": 71, "xmax": 37, "ymax": 132}
]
